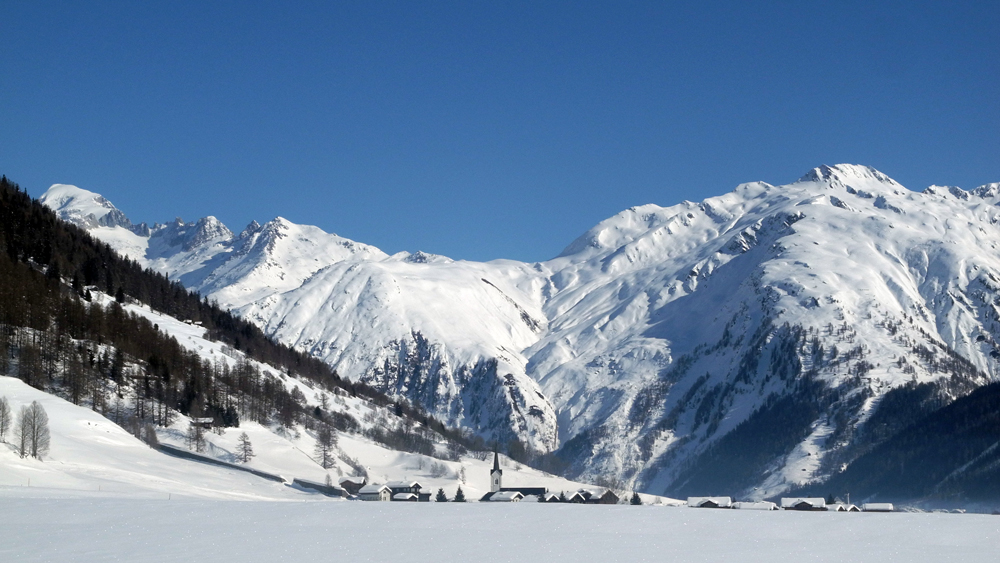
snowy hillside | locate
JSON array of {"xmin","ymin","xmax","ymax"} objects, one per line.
[{"xmin": 44, "ymin": 164, "xmax": 1000, "ymax": 498}]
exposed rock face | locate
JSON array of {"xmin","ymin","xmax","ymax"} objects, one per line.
[{"xmin": 43, "ymin": 164, "xmax": 1000, "ymax": 496}]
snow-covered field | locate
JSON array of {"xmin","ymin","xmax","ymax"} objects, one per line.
[{"xmin": 1, "ymin": 498, "xmax": 997, "ymax": 562}]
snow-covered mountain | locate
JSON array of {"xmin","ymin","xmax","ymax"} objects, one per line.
[{"xmin": 42, "ymin": 165, "xmax": 1000, "ymax": 497}]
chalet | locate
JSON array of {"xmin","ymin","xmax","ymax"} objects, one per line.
[
  {"xmin": 732, "ymin": 501, "xmax": 778, "ymax": 510},
  {"xmin": 566, "ymin": 491, "xmax": 589, "ymax": 504},
  {"xmin": 387, "ymin": 481, "xmax": 423, "ymax": 496},
  {"xmin": 358, "ymin": 484, "xmax": 392, "ymax": 502},
  {"xmin": 540, "ymin": 493, "xmax": 561, "ymax": 503},
  {"xmin": 338, "ymin": 476, "xmax": 367, "ymax": 496},
  {"xmin": 862, "ymin": 503, "xmax": 895, "ymax": 512},
  {"xmin": 586, "ymin": 490, "xmax": 620, "ymax": 505},
  {"xmin": 780, "ymin": 497, "xmax": 827, "ymax": 511},
  {"xmin": 189, "ymin": 417, "xmax": 213, "ymax": 429},
  {"xmin": 392, "ymin": 492, "xmax": 419, "ymax": 502},
  {"xmin": 687, "ymin": 496, "xmax": 733, "ymax": 509}
]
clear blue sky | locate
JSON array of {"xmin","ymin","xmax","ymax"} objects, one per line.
[{"xmin": 2, "ymin": 1, "xmax": 997, "ymax": 262}]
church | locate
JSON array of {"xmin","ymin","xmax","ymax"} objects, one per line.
[{"xmin": 479, "ymin": 450, "xmax": 547, "ymax": 502}]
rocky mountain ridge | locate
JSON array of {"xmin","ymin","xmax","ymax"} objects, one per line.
[{"xmin": 41, "ymin": 165, "xmax": 1000, "ymax": 497}]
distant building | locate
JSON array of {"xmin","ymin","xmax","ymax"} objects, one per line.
[
  {"xmin": 687, "ymin": 496, "xmax": 733, "ymax": 509},
  {"xmin": 862, "ymin": 503, "xmax": 895, "ymax": 512},
  {"xmin": 780, "ymin": 497, "xmax": 827, "ymax": 511},
  {"xmin": 338, "ymin": 476, "xmax": 367, "ymax": 496},
  {"xmin": 732, "ymin": 501, "xmax": 778, "ymax": 510},
  {"xmin": 828, "ymin": 503, "xmax": 861, "ymax": 512},
  {"xmin": 488, "ymin": 491, "xmax": 524, "ymax": 502},
  {"xmin": 392, "ymin": 492, "xmax": 418, "ymax": 502},
  {"xmin": 488, "ymin": 450, "xmax": 549, "ymax": 498},
  {"xmin": 358, "ymin": 483, "xmax": 391, "ymax": 501}
]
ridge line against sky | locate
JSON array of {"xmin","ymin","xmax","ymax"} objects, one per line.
[{"xmin": 2, "ymin": 1, "xmax": 997, "ymax": 262}]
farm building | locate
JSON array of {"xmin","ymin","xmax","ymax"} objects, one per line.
[
  {"xmin": 358, "ymin": 484, "xmax": 391, "ymax": 502},
  {"xmin": 732, "ymin": 501, "xmax": 778, "ymax": 510},
  {"xmin": 338, "ymin": 476, "xmax": 366, "ymax": 496},
  {"xmin": 862, "ymin": 503, "xmax": 895, "ymax": 512},
  {"xmin": 781, "ymin": 498, "xmax": 827, "ymax": 511},
  {"xmin": 687, "ymin": 497, "xmax": 733, "ymax": 509}
]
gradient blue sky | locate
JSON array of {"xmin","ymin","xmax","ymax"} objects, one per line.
[{"xmin": 2, "ymin": 1, "xmax": 997, "ymax": 262}]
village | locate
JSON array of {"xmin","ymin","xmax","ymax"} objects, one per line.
[{"xmin": 291, "ymin": 450, "xmax": 897, "ymax": 511}]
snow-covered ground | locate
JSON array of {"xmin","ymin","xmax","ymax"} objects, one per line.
[{"xmin": 1, "ymin": 498, "xmax": 997, "ymax": 563}]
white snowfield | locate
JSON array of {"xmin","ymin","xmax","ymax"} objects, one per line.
[
  {"xmin": 1, "ymin": 499, "xmax": 997, "ymax": 563},
  {"xmin": 41, "ymin": 165, "xmax": 1000, "ymax": 496}
]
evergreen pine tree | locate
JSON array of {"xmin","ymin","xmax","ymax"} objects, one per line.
[
  {"xmin": 435, "ymin": 488, "xmax": 448, "ymax": 502},
  {"xmin": 630, "ymin": 492, "xmax": 642, "ymax": 505},
  {"xmin": 314, "ymin": 425, "xmax": 337, "ymax": 469},
  {"xmin": 453, "ymin": 486, "xmax": 466, "ymax": 502}
]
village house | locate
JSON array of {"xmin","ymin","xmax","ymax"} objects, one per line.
[
  {"xmin": 862, "ymin": 503, "xmax": 895, "ymax": 512},
  {"xmin": 387, "ymin": 480, "xmax": 431, "ymax": 502},
  {"xmin": 338, "ymin": 476, "xmax": 367, "ymax": 496},
  {"xmin": 780, "ymin": 497, "xmax": 827, "ymax": 511},
  {"xmin": 487, "ymin": 491, "xmax": 523, "ymax": 502},
  {"xmin": 687, "ymin": 496, "xmax": 733, "ymax": 509},
  {"xmin": 732, "ymin": 501, "xmax": 778, "ymax": 510},
  {"xmin": 358, "ymin": 483, "xmax": 391, "ymax": 501}
]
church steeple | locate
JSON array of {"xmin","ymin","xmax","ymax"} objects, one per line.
[{"xmin": 490, "ymin": 449, "xmax": 503, "ymax": 492}]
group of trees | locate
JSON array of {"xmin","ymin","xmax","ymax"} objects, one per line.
[
  {"xmin": 0, "ymin": 396, "xmax": 50, "ymax": 459},
  {"xmin": 0, "ymin": 176, "xmax": 503, "ymax": 463},
  {"xmin": 433, "ymin": 486, "xmax": 466, "ymax": 502}
]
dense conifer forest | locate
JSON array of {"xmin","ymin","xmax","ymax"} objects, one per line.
[{"xmin": 0, "ymin": 176, "xmax": 482, "ymax": 456}]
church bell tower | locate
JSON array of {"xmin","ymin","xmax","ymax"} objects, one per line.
[{"xmin": 490, "ymin": 450, "xmax": 503, "ymax": 492}]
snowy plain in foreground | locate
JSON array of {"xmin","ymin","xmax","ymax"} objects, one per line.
[{"xmin": 1, "ymin": 497, "xmax": 997, "ymax": 563}]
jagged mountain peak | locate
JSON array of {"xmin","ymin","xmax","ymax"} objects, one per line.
[{"xmin": 40, "ymin": 167, "xmax": 1000, "ymax": 498}]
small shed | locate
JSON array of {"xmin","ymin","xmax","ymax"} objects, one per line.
[
  {"xmin": 687, "ymin": 496, "xmax": 733, "ymax": 509},
  {"xmin": 189, "ymin": 417, "xmax": 214, "ymax": 429},
  {"xmin": 828, "ymin": 503, "xmax": 861, "ymax": 512},
  {"xmin": 567, "ymin": 491, "xmax": 589, "ymax": 504},
  {"xmin": 358, "ymin": 484, "xmax": 391, "ymax": 502},
  {"xmin": 392, "ymin": 492, "xmax": 419, "ymax": 502},
  {"xmin": 541, "ymin": 493, "xmax": 561, "ymax": 503},
  {"xmin": 781, "ymin": 497, "xmax": 827, "ymax": 511},
  {"xmin": 862, "ymin": 503, "xmax": 895, "ymax": 512},
  {"xmin": 732, "ymin": 501, "xmax": 778, "ymax": 510}
]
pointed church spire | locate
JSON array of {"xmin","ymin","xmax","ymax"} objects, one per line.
[{"xmin": 492, "ymin": 449, "xmax": 501, "ymax": 473}]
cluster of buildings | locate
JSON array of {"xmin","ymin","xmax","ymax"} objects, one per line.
[
  {"xmin": 686, "ymin": 496, "xmax": 894, "ymax": 512},
  {"xmin": 296, "ymin": 452, "xmax": 621, "ymax": 504}
]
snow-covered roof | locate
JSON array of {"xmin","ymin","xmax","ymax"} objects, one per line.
[
  {"xmin": 359, "ymin": 484, "xmax": 390, "ymax": 494},
  {"xmin": 862, "ymin": 503, "xmax": 895, "ymax": 512},
  {"xmin": 687, "ymin": 496, "xmax": 733, "ymax": 508},
  {"xmin": 780, "ymin": 498, "xmax": 826, "ymax": 509},
  {"xmin": 732, "ymin": 501, "xmax": 777, "ymax": 510},
  {"xmin": 386, "ymin": 480, "xmax": 421, "ymax": 488},
  {"xmin": 339, "ymin": 476, "xmax": 366, "ymax": 485},
  {"xmin": 392, "ymin": 493, "xmax": 417, "ymax": 500},
  {"xmin": 489, "ymin": 491, "xmax": 523, "ymax": 502}
]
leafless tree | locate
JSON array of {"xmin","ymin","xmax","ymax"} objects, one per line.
[
  {"xmin": 0, "ymin": 397, "xmax": 10, "ymax": 442},
  {"xmin": 236, "ymin": 431, "xmax": 255, "ymax": 463},
  {"xmin": 14, "ymin": 401, "xmax": 50, "ymax": 459}
]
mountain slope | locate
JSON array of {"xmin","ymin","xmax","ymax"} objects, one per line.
[{"xmin": 42, "ymin": 165, "xmax": 1000, "ymax": 498}]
